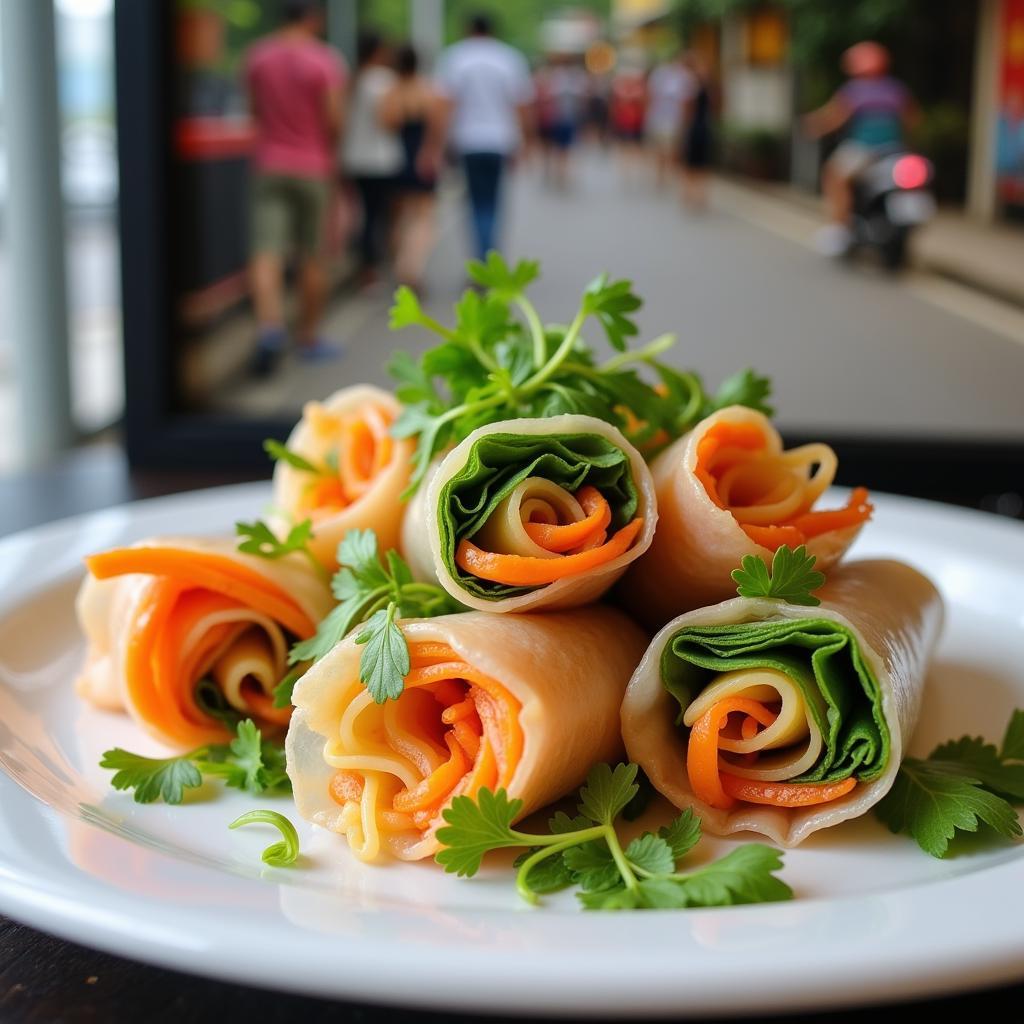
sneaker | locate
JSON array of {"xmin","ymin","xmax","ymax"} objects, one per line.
[
  {"xmin": 815, "ymin": 224, "xmax": 852, "ymax": 258},
  {"xmin": 250, "ymin": 327, "xmax": 286, "ymax": 378},
  {"xmin": 296, "ymin": 338, "xmax": 344, "ymax": 363}
]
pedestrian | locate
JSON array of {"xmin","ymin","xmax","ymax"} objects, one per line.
[
  {"xmin": 436, "ymin": 13, "xmax": 534, "ymax": 261},
  {"xmin": 343, "ymin": 32, "xmax": 403, "ymax": 287},
  {"xmin": 542, "ymin": 54, "xmax": 588, "ymax": 189},
  {"xmin": 645, "ymin": 52, "xmax": 696, "ymax": 189},
  {"xmin": 609, "ymin": 61, "xmax": 647, "ymax": 183},
  {"xmin": 380, "ymin": 44, "xmax": 445, "ymax": 295},
  {"xmin": 244, "ymin": 0, "xmax": 345, "ymax": 375},
  {"xmin": 680, "ymin": 51, "xmax": 713, "ymax": 210}
]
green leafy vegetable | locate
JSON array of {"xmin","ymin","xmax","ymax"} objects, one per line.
[
  {"xmin": 100, "ymin": 719, "xmax": 290, "ymax": 805},
  {"xmin": 228, "ymin": 809, "xmax": 301, "ymax": 867},
  {"xmin": 436, "ymin": 762, "xmax": 792, "ymax": 910},
  {"xmin": 388, "ymin": 254, "xmax": 773, "ymax": 494},
  {"xmin": 732, "ymin": 544, "xmax": 825, "ymax": 606},
  {"xmin": 877, "ymin": 710, "xmax": 1024, "ymax": 857},
  {"xmin": 271, "ymin": 667, "xmax": 303, "ymax": 709},
  {"xmin": 235, "ymin": 518, "xmax": 328, "ymax": 583},
  {"xmin": 287, "ymin": 529, "xmax": 461, "ymax": 704},
  {"xmin": 263, "ymin": 439, "xmax": 326, "ymax": 476}
]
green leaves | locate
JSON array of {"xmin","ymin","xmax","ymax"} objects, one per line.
[
  {"xmin": 355, "ymin": 604, "xmax": 410, "ymax": 703},
  {"xmin": 706, "ymin": 368, "xmax": 775, "ymax": 418},
  {"xmin": 100, "ymin": 720, "xmax": 290, "ymax": 805},
  {"xmin": 387, "ymin": 255, "xmax": 772, "ymax": 495},
  {"xmin": 228, "ymin": 809, "xmax": 301, "ymax": 867},
  {"xmin": 263, "ymin": 439, "xmax": 324, "ymax": 475},
  {"xmin": 435, "ymin": 762, "xmax": 792, "ymax": 911},
  {"xmin": 877, "ymin": 711, "xmax": 1024, "ymax": 857},
  {"xmin": 287, "ymin": 529, "xmax": 461, "ymax": 704},
  {"xmin": 236, "ymin": 519, "xmax": 314, "ymax": 560},
  {"xmin": 732, "ymin": 545, "xmax": 826, "ymax": 606}
]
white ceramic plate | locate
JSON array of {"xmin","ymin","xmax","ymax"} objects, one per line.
[{"xmin": 1, "ymin": 483, "xmax": 1023, "ymax": 1017}]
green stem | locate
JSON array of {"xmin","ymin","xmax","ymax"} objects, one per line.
[
  {"xmin": 522, "ymin": 309, "xmax": 588, "ymax": 393},
  {"xmin": 603, "ymin": 824, "xmax": 641, "ymax": 893},
  {"xmin": 516, "ymin": 297, "xmax": 548, "ymax": 370},
  {"xmin": 468, "ymin": 337, "xmax": 499, "ymax": 372},
  {"xmin": 401, "ymin": 582, "xmax": 449, "ymax": 598},
  {"xmin": 512, "ymin": 826, "xmax": 609, "ymax": 904},
  {"xmin": 601, "ymin": 333, "xmax": 676, "ymax": 372},
  {"xmin": 418, "ymin": 313, "xmax": 460, "ymax": 344}
]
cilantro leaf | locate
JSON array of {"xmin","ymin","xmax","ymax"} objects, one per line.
[
  {"xmin": 288, "ymin": 597, "xmax": 371, "ymax": 665},
  {"xmin": 1002, "ymin": 710, "xmax": 1024, "ymax": 761},
  {"xmin": 580, "ymin": 274, "xmax": 641, "ymax": 351},
  {"xmin": 227, "ymin": 719, "xmax": 267, "ymax": 793},
  {"xmin": 263, "ymin": 439, "xmax": 323, "ymax": 475},
  {"xmin": 435, "ymin": 788, "xmax": 525, "ymax": 876},
  {"xmin": 927, "ymin": 736, "xmax": 1024, "ymax": 801},
  {"xmin": 355, "ymin": 604, "xmax": 410, "ymax": 703},
  {"xmin": 623, "ymin": 833, "xmax": 675, "ymax": 876},
  {"xmin": 337, "ymin": 529, "xmax": 387, "ymax": 585},
  {"xmin": 707, "ymin": 368, "xmax": 775, "ymax": 418},
  {"xmin": 100, "ymin": 749, "xmax": 203, "ymax": 805},
  {"xmin": 389, "ymin": 284, "xmax": 428, "ymax": 330},
  {"xmin": 732, "ymin": 544, "xmax": 825, "ymax": 606},
  {"xmin": 467, "ymin": 252, "xmax": 539, "ymax": 296},
  {"xmin": 876, "ymin": 758, "xmax": 1022, "ymax": 858},
  {"xmin": 659, "ymin": 809, "xmax": 702, "ymax": 860},
  {"xmin": 235, "ymin": 519, "xmax": 314, "ymax": 560},
  {"xmin": 675, "ymin": 845, "xmax": 793, "ymax": 906},
  {"xmin": 578, "ymin": 762, "xmax": 639, "ymax": 826},
  {"xmin": 563, "ymin": 840, "xmax": 621, "ymax": 892}
]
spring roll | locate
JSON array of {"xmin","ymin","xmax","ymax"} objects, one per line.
[
  {"xmin": 401, "ymin": 415, "xmax": 657, "ymax": 612},
  {"xmin": 621, "ymin": 405, "xmax": 872, "ymax": 626},
  {"xmin": 621, "ymin": 559, "xmax": 942, "ymax": 846},
  {"xmin": 76, "ymin": 538, "xmax": 333, "ymax": 748},
  {"xmin": 272, "ymin": 385, "xmax": 415, "ymax": 568},
  {"xmin": 287, "ymin": 606, "xmax": 648, "ymax": 861}
]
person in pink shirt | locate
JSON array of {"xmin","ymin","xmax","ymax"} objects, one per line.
[{"xmin": 245, "ymin": 0, "xmax": 345, "ymax": 374}]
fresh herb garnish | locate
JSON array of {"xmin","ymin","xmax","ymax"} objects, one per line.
[
  {"xmin": 877, "ymin": 710, "xmax": 1024, "ymax": 857},
  {"xmin": 271, "ymin": 666, "xmax": 304, "ymax": 709},
  {"xmin": 389, "ymin": 254, "xmax": 773, "ymax": 494},
  {"xmin": 100, "ymin": 719, "xmax": 290, "ymax": 805},
  {"xmin": 287, "ymin": 529, "xmax": 461, "ymax": 704},
  {"xmin": 228, "ymin": 809, "xmax": 301, "ymax": 867},
  {"xmin": 235, "ymin": 518, "xmax": 329, "ymax": 583},
  {"xmin": 436, "ymin": 762, "xmax": 792, "ymax": 910},
  {"xmin": 263, "ymin": 439, "xmax": 328, "ymax": 476},
  {"xmin": 732, "ymin": 544, "xmax": 825, "ymax": 606}
]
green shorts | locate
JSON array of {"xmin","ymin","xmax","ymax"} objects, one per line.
[{"xmin": 251, "ymin": 173, "xmax": 330, "ymax": 258}]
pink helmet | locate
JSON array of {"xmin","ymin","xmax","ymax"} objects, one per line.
[{"xmin": 842, "ymin": 41, "xmax": 890, "ymax": 78}]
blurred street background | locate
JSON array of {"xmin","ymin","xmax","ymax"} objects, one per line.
[{"xmin": 0, "ymin": 0, "xmax": 1021, "ymax": 479}]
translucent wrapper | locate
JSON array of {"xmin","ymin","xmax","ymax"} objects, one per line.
[
  {"xmin": 620, "ymin": 406, "xmax": 870, "ymax": 627},
  {"xmin": 287, "ymin": 606, "xmax": 648, "ymax": 861},
  {"xmin": 621, "ymin": 560, "xmax": 943, "ymax": 846},
  {"xmin": 400, "ymin": 415, "xmax": 658, "ymax": 613},
  {"xmin": 76, "ymin": 537, "xmax": 333, "ymax": 748},
  {"xmin": 272, "ymin": 385, "xmax": 415, "ymax": 568}
]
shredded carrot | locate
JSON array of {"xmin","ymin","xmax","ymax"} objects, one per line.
[
  {"xmin": 456, "ymin": 517, "xmax": 643, "ymax": 587},
  {"xmin": 393, "ymin": 733, "xmax": 470, "ymax": 813},
  {"xmin": 85, "ymin": 547, "xmax": 316, "ymax": 639},
  {"xmin": 720, "ymin": 773, "xmax": 857, "ymax": 808},
  {"xmin": 523, "ymin": 485, "xmax": 612, "ymax": 552},
  {"xmin": 695, "ymin": 421, "xmax": 872, "ymax": 550},
  {"xmin": 686, "ymin": 697, "xmax": 777, "ymax": 810},
  {"xmin": 329, "ymin": 769, "xmax": 365, "ymax": 805}
]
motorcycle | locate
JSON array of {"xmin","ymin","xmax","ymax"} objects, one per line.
[{"xmin": 847, "ymin": 149, "xmax": 936, "ymax": 270}]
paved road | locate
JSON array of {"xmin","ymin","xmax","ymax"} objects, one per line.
[{"xmin": 221, "ymin": 152, "xmax": 1024, "ymax": 442}]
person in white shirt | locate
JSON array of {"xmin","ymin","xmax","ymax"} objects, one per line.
[
  {"xmin": 343, "ymin": 33, "xmax": 403, "ymax": 282},
  {"xmin": 645, "ymin": 53, "xmax": 696, "ymax": 188},
  {"xmin": 436, "ymin": 14, "xmax": 534, "ymax": 260}
]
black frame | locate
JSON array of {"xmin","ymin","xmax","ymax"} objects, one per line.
[{"xmin": 114, "ymin": 2, "xmax": 1024, "ymax": 511}]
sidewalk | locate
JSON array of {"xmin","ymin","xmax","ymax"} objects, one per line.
[{"xmin": 716, "ymin": 175, "xmax": 1024, "ymax": 309}]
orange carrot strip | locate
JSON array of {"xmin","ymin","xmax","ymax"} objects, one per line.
[
  {"xmin": 452, "ymin": 718, "xmax": 481, "ymax": 760},
  {"xmin": 523, "ymin": 486, "xmax": 612, "ymax": 553},
  {"xmin": 687, "ymin": 697, "xmax": 778, "ymax": 810},
  {"xmin": 695, "ymin": 423, "xmax": 767, "ymax": 509},
  {"xmin": 789, "ymin": 486, "xmax": 873, "ymax": 539},
  {"xmin": 306, "ymin": 475, "xmax": 349, "ymax": 512},
  {"xmin": 85, "ymin": 547, "xmax": 316, "ymax": 639},
  {"xmin": 240, "ymin": 684, "xmax": 291, "ymax": 727},
  {"xmin": 393, "ymin": 733, "xmax": 469, "ymax": 813},
  {"xmin": 456, "ymin": 517, "xmax": 643, "ymax": 587},
  {"xmin": 720, "ymin": 773, "xmax": 857, "ymax": 808},
  {"xmin": 329, "ymin": 769, "xmax": 364, "ymax": 805},
  {"xmin": 740, "ymin": 523, "xmax": 806, "ymax": 551}
]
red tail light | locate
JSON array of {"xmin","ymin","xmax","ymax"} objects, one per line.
[{"xmin": 892, "ymin": 155, "xmax": 930, "ymax": 190}]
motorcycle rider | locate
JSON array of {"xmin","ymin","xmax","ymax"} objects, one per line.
[{"xmin": 803, "ymin": 42, "xmax": 919, "ymax": 255}]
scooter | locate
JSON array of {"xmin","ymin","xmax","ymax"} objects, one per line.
[{"xmin": 847, "ymin": 149, "xmax": 936, "ymax": 270}]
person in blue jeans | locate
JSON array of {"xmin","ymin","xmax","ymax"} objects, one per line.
[{"xmin": 436, "ymin": 14, "xmax": 534, "ymax": 260}]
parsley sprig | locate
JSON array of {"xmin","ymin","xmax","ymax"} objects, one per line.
[
  {"xmin": 877, "ymin": 710, "xmax": 1024, "ymax": 857},
  {"xmin": 100, "ymin": 719, "xmax": 289, "ymax": 805},
  {"xmin": 389, "ymin": 254, "xmax": 773, "ymax": 494},
  {"xmin": 436, "ymin": 762, "xmax": 792, "ymax": 910},
  {"xmin": 235, "ymin": 518, "xmax": 329, "ymax": 584},
  {"xmin": 284, "ymin": 529, "xmax": 461, "ymax": 705},
  {"xmin": 732, "ymin": 544, "xmax": 825, "ymax": 606}
]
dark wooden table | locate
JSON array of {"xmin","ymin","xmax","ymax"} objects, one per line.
[{"xmin": 1, "ymin": 444, "xmax": 1021, "ymax": 1024}]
